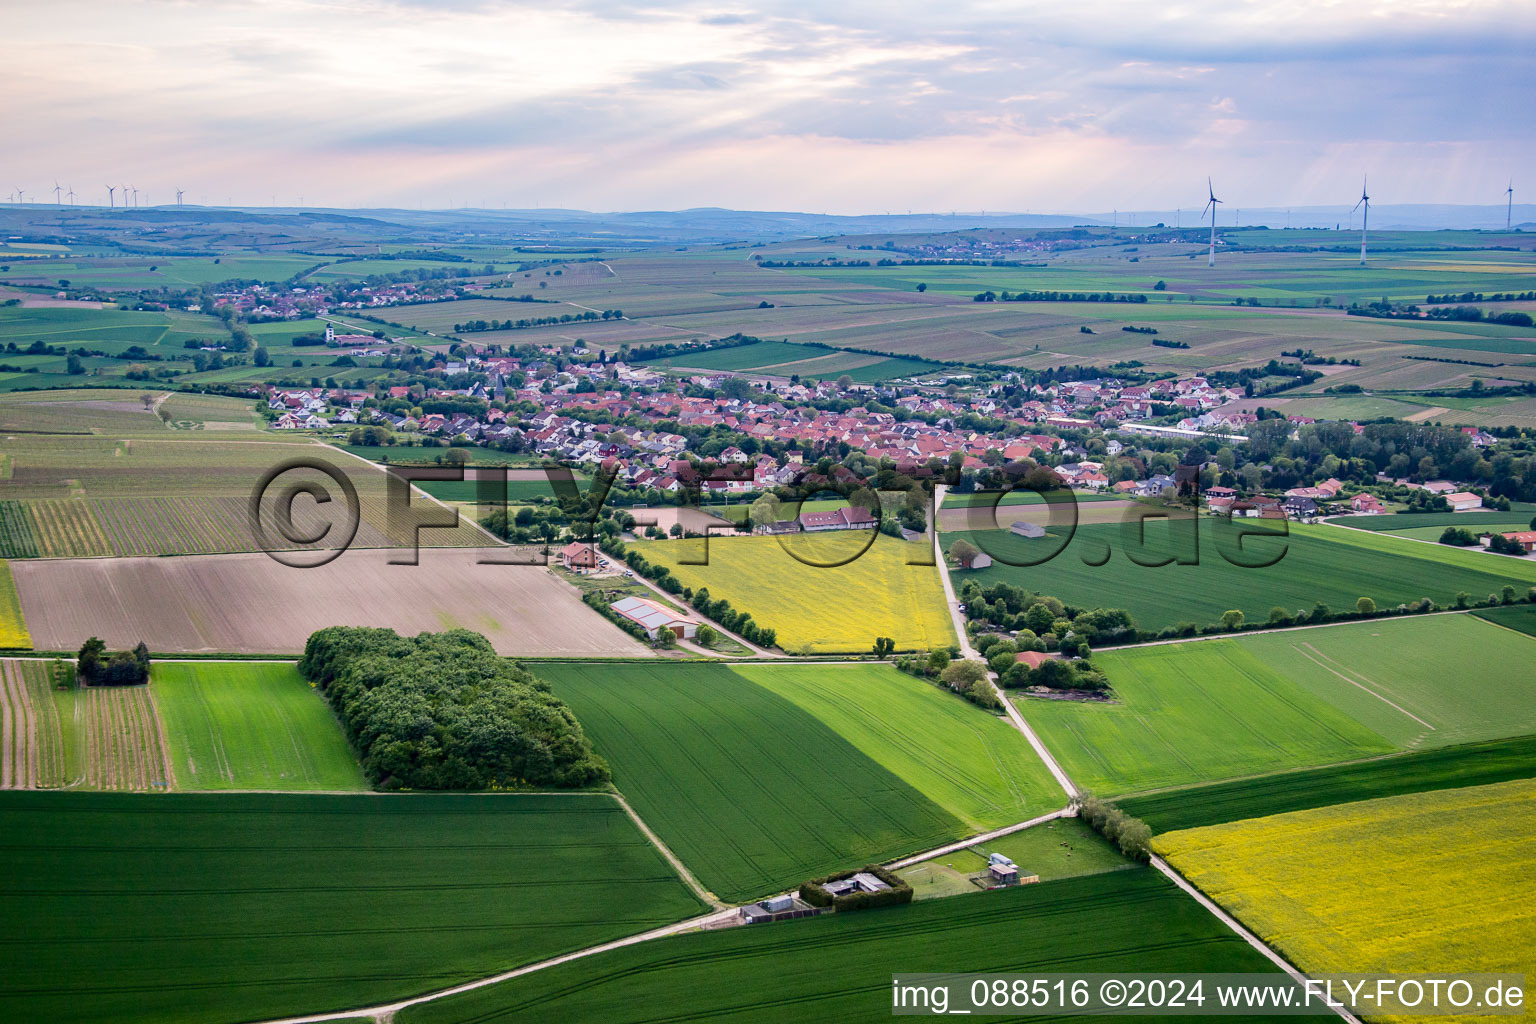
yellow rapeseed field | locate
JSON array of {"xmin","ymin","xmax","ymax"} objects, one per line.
[
  {"xmin": 0, "ymin": 559, "xmax": 31, "ymax": 649},
  {"xmin": 1157, "ymin": 778, "xmax": 1535, "ymax": 1023},
  {"xmin": 637, "ymin": 532, "xmax": 955, "ymax": 654}
]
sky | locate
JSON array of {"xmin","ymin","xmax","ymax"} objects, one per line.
[{"xmin": 5, "ymin": 0, "xmax": 1533, "ymax": 213}]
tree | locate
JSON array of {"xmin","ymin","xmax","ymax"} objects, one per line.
[
  {"xmin": 444, "ymin": 448, "xmax": 470, "ymax": 467},
  {"xmin": 656, "ymin": 626, "xmax": 676, "ymax": 648},
  {"xmin": 1153, "ymin": 280, "xmax": 1166, "ymax": 291},
  {"xmin": 872, "ymin": 636, "xmax": 895, "ymax": 659},
  {"xmin": 696, "ymin": 624, "xmax": 718, "ymax": 647},
  {"xmin": 253, "ymin": 346, "xmax": 272, "ymax": 367},
  {"xmin": 940, "ymin": 659, "xmax": 988, "ymax": 693},
  {"xmin": 748, "ymin": 493, "xmax": 781, "ymax": 529},
  {"xmin": 1221, "ymin": 609, "xmax": 1245, "ymax": 630},
  {"xmin": 947, "ymin": 538, "xmax": 979, "ymax": 566},
  {"xmin": 77, "ymin": 636, "xmax": 106, "ymax": 683},
  {"xmin": 926, "ymin": 648, "xmax": 952, "ymax": 675},
  {"xmin": 1501, "ymin": 585, "xmax": 1517, "ymax": 605},
  {"xmin": 1455, "ymin": 591, "xmax": 1471, "ymax": 608},
  {"xmin": 1355, "ymin": 596, "xmax": 1376, "ymax": 615},
  {"xmin": 1267, "ymin": 606, "xmax": 1290, "ymax": 625},
  {"xmin": 836, "ymin": 374, "xmax": 853, "ymax": 390},
  {"xmin": 66, "ymin": 353, "xmax": 84, "ymax": 375},
  {"xmin": 139, "ymin": 391, "xmax": 156, "ymax": 411},
  {"xmin": 915, "ymin": 283, "xmax": 927, "ymax": 292}
]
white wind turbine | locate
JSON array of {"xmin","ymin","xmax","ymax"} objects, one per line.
[
  {"xmin": 1508, "ymin": 180, "xmax": 1515, "ymax": 231},
  {"xmin": 106, "ymin": 185, "xmax": 116, "ymax": 208},
  {"xmin": 1353, "ymin": 176, "xmax": 1370, "ymax": 265},
  {"xmin": 1202, "ymin": 178, "xmax": 1223, "ymax": 267}
]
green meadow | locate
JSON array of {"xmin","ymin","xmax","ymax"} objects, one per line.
[
  {"xmin": 153, "ymin": 661, "xmax": 366, "ymax": 791},
  {"xmin": 1027, "ymin": 612, "xmax": 1536, "ymax": 796}
]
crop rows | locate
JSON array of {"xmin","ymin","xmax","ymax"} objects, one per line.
[
  {"xmin": 0, "ymin": 660, "xmax": 68, "ymax": 788},
  {"xmin": 78, "ymin": 685, "xmax": 171, "ymax": 791},
  {"xmin": 0, "ymin": 501, "xmax": 40, "ymax": 558},
  {"xmin": 27, "ymin": 499, "xmax": 113, "ymax": 557},
  {"xmin": 92, "ymin": 496, "xmax": 255, "ymax": 556}
]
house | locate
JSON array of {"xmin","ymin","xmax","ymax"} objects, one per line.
[
  {"xmin": 800, "ymin": 506, "xmax": 877, "ymax": 532},
  {"xmin": 559, "ymin": 541, "xmax": 599, "ymax": 571},
  {"xmin": 1204, "ymin": 485, "xmax": 1237, "ymax": 500},
  {"xmin": 1282, "ymin": 496, "xmax": 1319, "ymax": 519},
  {"xmin": 958, "ymin": 550, "xmax": 993, "ymax": 570},
  {"xmin": 1009, "ymin": 521, "xmax": 1045, "ymax": 539},
  {"xmin": 1350, "ymin": 493, "xmax": 1386, "ymax": 514},
  {"xmin": 1014, "ymin": 650, "xmax": 1049, "ymax": 670},
  {"xmin": 1493, "ymin": 531, "xmax": 1536, "ymax": 554},
  {"xmin": 1446, "ymin": 491, "xmax": 1483, "ymax": 512},
  {"xmin": 757, "ymin": 519, "xmax": 803, "ymax": 536},
  {"xmin": 608, "ymin": 596, "xmax": 701, "ymax": 640}
]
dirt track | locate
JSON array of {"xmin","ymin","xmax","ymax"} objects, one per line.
[{"xmin": 12, "ymin": 547, "xmax": 654, "ymax": 657}]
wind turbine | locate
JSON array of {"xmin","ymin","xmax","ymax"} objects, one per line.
[
  {"xmin": 106, "ymin": 185, "xmax": 116, "ymax": 208},
  {"xmin": 175, "ymin": 189, "xmax": 185, "ymax": 205},
  {"xmin": 14, "ymin": 187, "xmax": 24, "ymax": 205},
  {"xmin": 1353, "ymin": 176, "xmax": 1370, "ymax": 265},
  {"xmin": 52, "ymin": 182, "xmax": 63, "ymax": 205},
  {"xmin": 1508, "ymin": 180, "xmax": 1515, "ymax": 231},
  {"xmin": 66, "ymin": 186, "xmax": 75, "ymax": 205},
  {"xmin": 1202, "ymin": 177, "xmax": 1223, "ymax": 267}
]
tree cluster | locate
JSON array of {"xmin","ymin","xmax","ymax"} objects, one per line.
[
  {"xmin": 76, "ymin": 637, "xmax": 150, "ymax": 686},
  {"xmin": 298, "ymin": 627, "xmax": 609, "ymax": 790}
]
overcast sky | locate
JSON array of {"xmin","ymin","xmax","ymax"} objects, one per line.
[{"xmin": 6, "ymin": 0, "xmax": 1532, "ymax": 213}]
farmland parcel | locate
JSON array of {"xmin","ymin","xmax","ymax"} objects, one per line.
[
  {"xmin": 1026, "ymin": 613, "xmax": 1536, "ymax": 796},
  {"xmin": 636, "ymin": 532, "xmax": 954, "ymax": 654},
  {"xmin": 734, "ymin": 662, "xmax": 1065, "ymax": 829},
  {"xmin": 399, "ymin": 869, "xmax": 1293, "ymax": 1024},
  {"xmin": 11, "ymin": 547, "xmax": 650, "ymax": 657},
  {"xmin": 0, "ymin": 791, "xmax": 707, "ymax": 1024},
  {"xmin": 1157, "ymin": 778, "xmax": 1536, "ymax": 1023},
  {"xmin": 542, "ymin": 662, "xmax": 967, "ymax": 902},
  {"xmin": 949, "ymin": 518, "xmax": 1536, "ymax": 633},
  {"xmin": 152, "ymin": 661, "xmax": 365, "ymax": 790}
]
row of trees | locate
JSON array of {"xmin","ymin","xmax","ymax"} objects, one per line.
[{"xmin": 298, "ymin": 627, "xmax": 609, "ymax": 790}]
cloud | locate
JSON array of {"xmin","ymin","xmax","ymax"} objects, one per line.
[{"xmin": 4, "ymin": 0, "xmax": 1534, "ymax": 210}]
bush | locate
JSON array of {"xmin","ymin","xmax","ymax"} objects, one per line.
[
  {"xmin": 299, "ymin": 626, "xmax": 609, "ymax": 790},
  {"xmin": 1356, "ymin": 596, "xmax": 1376, "ymax": 615}
]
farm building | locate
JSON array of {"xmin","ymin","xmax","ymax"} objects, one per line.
[
  {"xmin": 958, "ymin": 550, "xmax": 993, "ymax": 569},
  {"xmin": 799, "ymin": 506, "xmax": 877, "ymax": 532},
  {"xmin": 559, "ymin": 541, "xmax": 599, "ymax": 571},
  {"xmin": 739, "ymin": 893, "xmax": 824, "ymax": 924},
  {"xmin": 1446, "ymin": 491, "xmax": 1483, "ymax": 512},
  {"xmin": 1491, "ymin": 531, "xmax": 1536, "ymax": 554},
  {"xmin": 608, "ymin": 596, "xmax": 702, "ymax": 640},
  {"xmin": 821, "ymin": 871, "xmax": 890, "ymax": 898},
  {"xmin": 1009, "ymin": 521, "xmax": 1046, "ymax": 539},
  {"xmin": 756, "ymin": 519, "xmax": 803, "ymax": 536}
]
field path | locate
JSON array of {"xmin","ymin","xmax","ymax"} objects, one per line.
[
  {"xmin": 932, "ymin": 485, "xmax": 1077, "ymax": 800},
  {"xmin": 1290, "ymin": 642, "xmax": 1436, "ymax": 731},
  {"xmin": 610, "ymin": 790, "xmax": 725, "ymax": 909}
]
